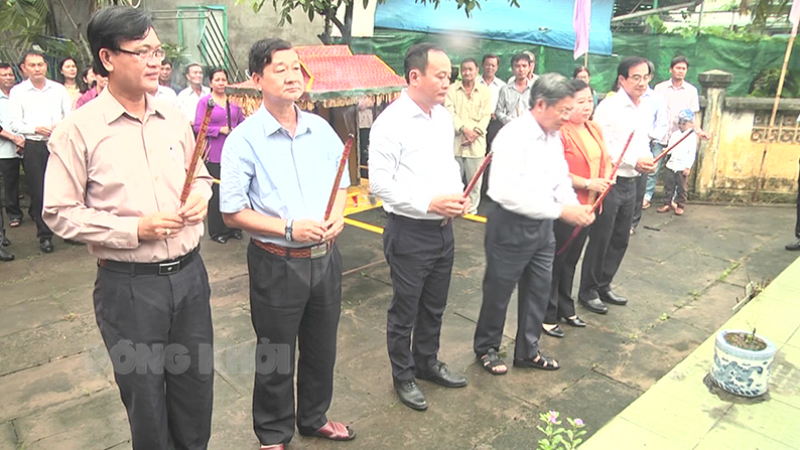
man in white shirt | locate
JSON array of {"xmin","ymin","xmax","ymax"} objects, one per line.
[
  {"xmin": 0, "ymin": 62, "xmax": 24, "ymax": 261},
  {"xmin": 177, "ymin": 63, "xmax": 209, "ymax": 124},
  {"xmin": 579, "ymin": 56, "xmax": 656, "ymax": 314},
  {"xmin": 9, "ymin": 50, "xmax": 72, "ymax": 254},
  {"xmin": 369, "ymin": 42, "xmax": 469, "ymax": 412},
  {"xmin": 473, "ymin": 73, "xmax": 594, "ymax": 374},
  {"xmin": 495, "ymin": 53, "xmax": 533, "ymax": 125},
  {"xmin": 478, "ymin": 54, "xmax": 505, "ymax": 115},
  {"xmin": 154, "ymin": 84, "xmax": 178, "ymax": 107}
]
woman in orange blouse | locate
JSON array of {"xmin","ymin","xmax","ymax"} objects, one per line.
[{"xmin": 542, "ymin": 80, "xmax": 613, "ymax": 338}]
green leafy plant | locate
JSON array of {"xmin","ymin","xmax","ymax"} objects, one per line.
[
  {"xmin": 161, "ymin": 43, "xmax": 191, "ymax": 67},
  {"xmin": 537, "ymin": 411, "xmax": 587, "ymax": 450},
  {"xmin": 748, "ymin": 68, "xmax": 800, "ymax": 99}
]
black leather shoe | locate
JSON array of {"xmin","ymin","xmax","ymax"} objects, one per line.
[
  {"xmin": 561, "ymin": 316, "xmax": 587, "ymax": 327},
  {"xmin": 786, "ymin": 238, "xmax": 800, "ymax": 251},
  {"xmin": 211, "ymin": 234, "xmax": 229, "ymax": 244},
  {"xmin": 599, "ymin": 290, "xmax": 628, "ymax": 305},
  {"xmin": 580, "ymin": 298, "xmax": 608, "ymax": 314},
  {"xmin": 0, "ymin": 247, "xmax": 14, "ymax": 262},
  {"xmin": 543, "ymin": 324, "xmax": 565, "ymax": 338},
  {"xmin": 231, "ymin": 230, "xmax": 243, "ymax": 240},
  {"xmin": 416, "ymin": 361, "xmax": 467, "ymax": 388},
  {"xmin": 393, "ymin": 379, "xmax": 428, "ymax": 411},
  {"xmin": 40, "ymin": 239, "xmax": 54, "ymax": 254},
  {"xmin": 1, "ymin": 236, "xmax": 9, "ymax": 247}
]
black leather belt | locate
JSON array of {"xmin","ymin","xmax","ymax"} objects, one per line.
[{"xmin": 98, "ymin": 247, "xmax": 198, "ymax": 276}]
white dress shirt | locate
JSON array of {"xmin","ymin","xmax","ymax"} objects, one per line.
[
  {"xmin": 177, "ymin": 85, "xmax": 210, "ymax": 122},
  {"xmin": 487, "ymin": 112, "xmax": 578, "ymax": 220},
  {"xmin": 478, "ymin": 76, "xmax": 506, "ymax": 113},
  {"xmin": 644, "ymin": 87, "xmax": 668, "ymax": 143},
  {"xmin": 369, "ymin": 90, "xmax": 463, "ymax": 220},
  {"xmin": 9, "ymin": 79, "xmax": 72, "ymax": 141},
  {"xmin": 155, "ymin": 85, "xmax": 178, "ymax": 107},
  {"xmin": 665, "ymin": 129, "xmax": 698, "ymax": 171},
  {"xmin": 593, "ymin": 89, "xmax": 657, "ymax": 178},
  {"xmin": 0, "ymin": 90, "xmax": 20, "ymax": 159}
]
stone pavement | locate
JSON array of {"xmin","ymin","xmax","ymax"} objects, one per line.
[{"xmin": 0, "ymin": 202, "xmax": 797, "ymax": 449}]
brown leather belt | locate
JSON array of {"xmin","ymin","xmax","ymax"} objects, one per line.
[{"xmin": 251, "ymin": 239, "xmax": 331, "ymax": 259}]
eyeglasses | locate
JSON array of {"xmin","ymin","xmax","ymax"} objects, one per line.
[
  {"xmin": 114, "ymin": 47, "xmax": 166, "ymax": 62},
  {"xmin": 555, "ymin": 107, "xmax": 574, "ymax": 117},
  {"xmin": 627, "ymin": 74, "xmax": 653, "ymax": 83}
]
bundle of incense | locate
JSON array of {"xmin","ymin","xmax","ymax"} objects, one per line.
[
  {"xmin": 180, "ymin": 97, "xmax": 215, "ymax": 206},
  {"xmin": 441, "ymin": 151, "xmax": 493, "ymax": 226},
  {"xmin": 653, "ymin": 128, "xmax": 696, "ymax": 163},
  {"xmin": 324, "ymin": 135, "xmax": 355, "ymax": 221},
  {"xmin": 556, "ymin": 130, "xmax": 635, "ymax": 256}
]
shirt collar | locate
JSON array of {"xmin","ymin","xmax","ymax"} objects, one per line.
[
  {"xmin": 0, "ymin": 90, "xmax": 8, "ymax": 100},
  {"xmin": 479, "ymin": 77, "xmax": 501, "ymax": 87},
  {"xmin": 257, "ymin": 102, "xmax": 311, "ymax": 138},
  {"xmin": 519, "ymin": 112, "xmax": 553, "ymax": 142},
  {"xmin": 21, "ymin": 78, "xmax": 55, "ymax": 92},
  {"xmin": 669, "ymin": 80, "xmax": 686, "ymax": 90},
  {"xmin": 397, "ymin": 90, "xmax": 437, "ymax": 120},
  {"xmin": 99, "ymin": 88, "xmax": 165, "ymax": 125},
  {"xmin": 454, "ymin": 80, "xmax": 484, "ymax": 93}
]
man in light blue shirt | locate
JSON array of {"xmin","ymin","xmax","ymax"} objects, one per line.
[{"xmin": 219, "ymin": 38, "xmax": 354, "ymax": 449}]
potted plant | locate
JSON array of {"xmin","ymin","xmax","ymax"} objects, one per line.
[{"xmin": 710, "ymin": 327, "xmax": 777, "ymax": 397}]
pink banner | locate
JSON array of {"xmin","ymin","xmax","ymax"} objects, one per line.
[{"xmin": 573, "ymin": 0, "xmax": 592, "ymax": 59}]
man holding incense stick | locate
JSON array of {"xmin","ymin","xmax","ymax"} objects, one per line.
[
  {"xmin": 43, "ymin": 7, "xmax": 214, "ymax": 449},
  {"xmin": 220, "ymin": 38, "xmax": 353, "ymax": 449},
  {"xmin": 578, "ymin": 56, "xmax": 657, "ymax": 315},
  {"xmin": 370, "ymin": 43, "xmax": 469, "ymax": 411}
]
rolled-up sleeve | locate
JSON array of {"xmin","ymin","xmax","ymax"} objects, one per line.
[
  {"xmin": 219, "ymin": 131, "xmax": 254, "ymax": 214},
  {"xmin": 44, "ymin": 124, "xmax": 140, "ymax": 248}
]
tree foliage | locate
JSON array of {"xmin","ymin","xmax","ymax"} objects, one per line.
[{"xmin": 237, "ymin": 0, "xmax": 520, "ymax": 44}]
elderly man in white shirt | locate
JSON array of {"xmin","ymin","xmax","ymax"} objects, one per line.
[
  {"xmin": 177, "ymin": 63, "xmax": 209, "ymax": 124},
  {"xmin": 578, "ymin": 56, "xmax": 657, "ymax": 315},
  {"xmin": 9, "ymin": 50, "xmax": 72, "ymax": 254},
  {"xmin": 370, "ymin": 43, "xmax": 469, "ymax": 412},
  {"xmin": 473, "ymin": 73, "xmax": 594, "ymax": 375}
]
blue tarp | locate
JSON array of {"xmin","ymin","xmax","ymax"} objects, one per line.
[{"xmin": 374, "ymin": 0, "xmax": 614, "ymax": 56}]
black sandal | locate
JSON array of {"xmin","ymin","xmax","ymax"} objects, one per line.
[
  {"xmin": 478, "ymin": 349, "xmax": 508, "ymax": 375},
  {"xmin": 513, "ymin": 352, "xmax": 560, "ymax": 371}
]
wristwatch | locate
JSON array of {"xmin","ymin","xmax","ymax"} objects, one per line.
[
  {"xmin": 285, "ymin": 219, "xmax": 294, "ymax": 242},
  {"xmin": 584, "ymin": 179, "xmax": 591, "ymax": 190}
]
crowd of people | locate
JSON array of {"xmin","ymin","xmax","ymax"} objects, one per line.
[{"xmin": 1, "ymin": 4, "xmax": 798, "ymax": 450}]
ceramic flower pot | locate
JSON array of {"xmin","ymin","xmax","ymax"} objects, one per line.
[{"xmin": 710, "ymin": 329, "xmax": 777, "ymax": 397}]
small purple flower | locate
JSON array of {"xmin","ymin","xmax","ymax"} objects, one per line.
[
  {"xmin": 575, "ymin": 418, "xmax": 585, "ymax": 427},
  {"xmin": 548, "ymin": 411, "xmax": 558, "ymax": 424}
]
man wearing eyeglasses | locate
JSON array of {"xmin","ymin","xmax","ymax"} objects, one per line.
[
  {"xmin": 578, "ymin": 56, "xmax": 657, "ymax": 316},
  {"xmin": 43, "ymin": 7, "xmax": 214, "ymax": 449}
]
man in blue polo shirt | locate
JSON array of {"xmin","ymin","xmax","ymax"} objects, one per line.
[{"xmin": 219, "ymin": 38, "xmax": 354, "ymax": 450}]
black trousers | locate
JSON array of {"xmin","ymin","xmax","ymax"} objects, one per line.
[
  {"xmin": 94, "ymin": 254, "xmax": 214, "ymax": 450},
  {"xmin": 359, "ymin": 128, "xmax": 370, "ymax": 179},
  {"xmin": 205, "ymin": 162, "xmax": 237, "ymax": 239},
  {"xmin": 0, "ymin": 158, "xmax": 22, "ymax": 229},
  {"xmin": 545, "ymin": 220, "xmax": 590, "ymax": 324},
  {"xmin": 247, "ymin": 242, "xmax": 342, "ymax": 445},
  {"xmin": 384, "ymin": 213, "xmax": 454, "ymax": 382},
  {"xmin": 795, "ymin": 158, "xmax": 800, "ymax": 238},
  {"xmin": 579, "ymin": 176, "xmax": 637, "ymax": 302},
  {"xmin": 22, "ymin": 140, "xmax": 53, "ymax": 241},
  {"xmin": 482, "ymin": 118, "xmax": 503, "ymax": 196},
  {"xmin": 630, "ymin": 172, "xmax": 648, "ymax": 230},
  {"xmin": 474, "ymin": 204, "xmax": 554, "ymax": 360}
]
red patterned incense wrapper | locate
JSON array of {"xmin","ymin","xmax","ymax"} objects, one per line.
[
  {"xmin": 180, "ymin": 97, "xmax": 215, "ymax": 206},
  {"xmin": 324, "ymin": 135, "xmax": 354, "ymax": 221}
]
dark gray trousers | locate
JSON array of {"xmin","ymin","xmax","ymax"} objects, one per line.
[
  {"xmin": 474, "ymin": 204, "xmax": 555, "ymax": 360},
  {"xmin": 247, "ymin": 242, "xmax": 342, "ymax": 446},
  {"xmin": 579, "ymin": 176, "xmax": 637, "ymax": 301},
  {"xmin": 94, "ymin": 254, "xmax": 214, "ymax": 450},
  {"xmin": 384, "ymin": 213, "xmax": 454, "ymax": 382},
  {"xmin": 545, "ymin": 220, "xmax": 590, "ymax": 324},
  {"xmin": 0, "ymin": 158, "xmax": 22, "ymax": 234},
  {"xmin": 22, "ymin": 140, "xmax": 52, "ymax": 241}
]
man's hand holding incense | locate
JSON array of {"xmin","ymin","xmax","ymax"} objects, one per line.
[
  {"xmin": 138, "ymin": 212, "xmax": 185, "ymax": 241},
  {"xmin": 322, "ymin": 215, "xmax": 345, "ymax": 243},
  {"xmin": 429, "ymin": 195, "xmax": 468, "ymax": 218},
  {"xmin": 560, "ymin": 204, "xmax": 595, "ymax": 227},
  {"xmin": 293, "ymin": 220, "xmax": 327, "ymax": 244},
  {"xmin": 178, "ymin": 193, "xmax": 208, "ymax": 225},
  {"xmin": 636, "ymin": 157, "xmax": 657, "ymax": 174}
]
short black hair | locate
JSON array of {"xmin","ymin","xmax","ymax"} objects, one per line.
[
  {"xmin": 570, "ymin": 79, "xmax": 589, "ymax": 92},
  {"xmin": 670, "ymin": 55, "xmax": 689, "ymax": 69},
  {"xmin": 404, "ymin": 42, "xmax": 444, "ymax": 84},
  {"xmin": 460, "ymin": 58, "xmax": 478, "ymax": 68},
  {"xmin": 482, "ymin": 54, "xmax": 500, "ymax": 65},
  {"xmin": 0, "ymin": 63, "xmax": 13, "ymax": 71},
  {"xmin": 208, "ymin": 67, "xmax": 228, "ymax": 81},
  {"xmin": 573, "ymin": 66, "xmax": 590, "ymax": 78},
  {"xmin": 617, "ymin": 56, "xmax": 649, "ymax": 79},
  {"xmin": 21, "ymin": 50, "xmax": 45, "ymax": 66},
  {"xmin": 87, "ymin": 6, "xmax": 153, "ymax": 77},
  {"xmin": 511, "ymin": 53, "xmax": 531, "ymax": 67},
  {"xmin": 248, "ymin": 38, "xmax": 293, "ymax": 76},
  {"xmin": 184, "ymin": 63, "xmax": 203, "ymax": 76},
  {"xmin": 161, "ymin": 59, "xmax": 172, "ymax": 68}
]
